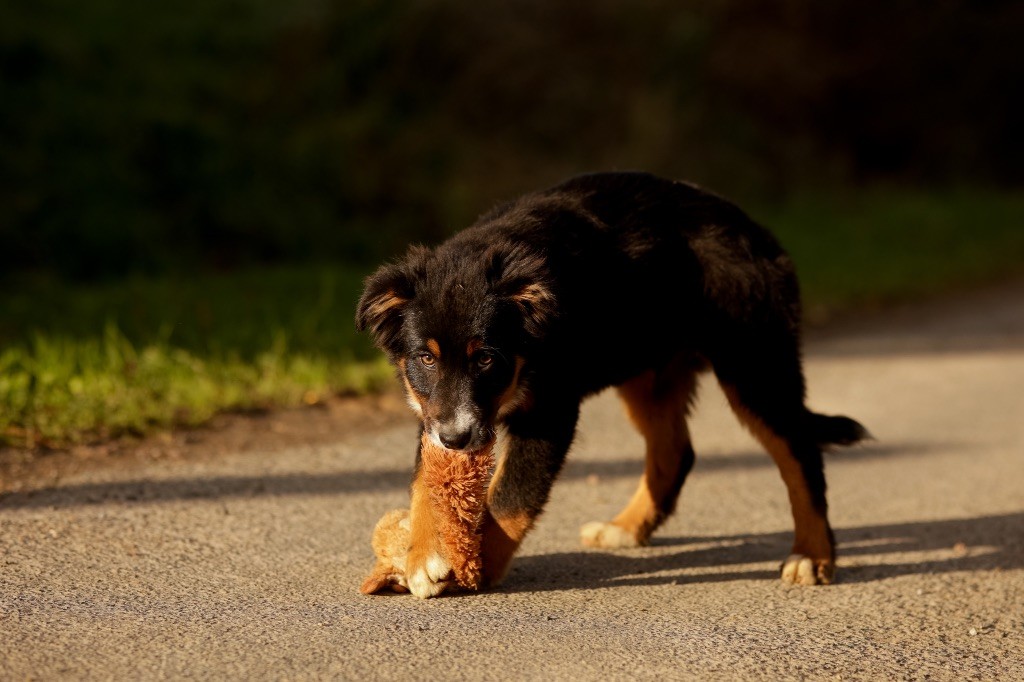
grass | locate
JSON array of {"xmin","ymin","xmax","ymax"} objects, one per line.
[
  {"xmin": 0, "ymin": 266, "xmax": 392, "ymax": 448},
  {"xmin": 2, "ymin": 186, "xmax": 1022, "ymax": 448},
  {"xmin": 757, "ymin": 186, "xmax": 1024, "ymax": 315}
]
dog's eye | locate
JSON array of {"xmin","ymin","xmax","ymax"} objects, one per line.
[
  {"xmin": 477, "ymin": 352, "xmax": 494, "ymax": 369},
  {"xmin": 419, "ymin": 353, "xmax": 436, "ymax": 368}
]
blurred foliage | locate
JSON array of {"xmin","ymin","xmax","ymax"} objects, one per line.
[
  {"xmin": 0, "ymin": 265, "xmax": 377, "ymax": 359},
  {"xmin": 3, "ymin": 0, "xmax": 1022, "ymax": 280},
  {"xmin": 761, "ymin": 187, "xmax": 1024, "ymax": 314},
  {"xmin": 2, "ymin": 0, "xmax": 1022, "ymax": 447}
]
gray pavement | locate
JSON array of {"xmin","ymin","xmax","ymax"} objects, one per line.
[{"xmin": 3, "ymin": 284, "xmax": 1024, "ymax": 680}]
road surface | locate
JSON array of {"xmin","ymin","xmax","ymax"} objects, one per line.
[{"xmin": 3, "ymin": 283, "xmax": 1023, "ymax": 679}]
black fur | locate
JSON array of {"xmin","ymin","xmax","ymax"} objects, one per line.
[{"xmin": 357, "ymin": 171, "xmax": 867, "ymax": 580}]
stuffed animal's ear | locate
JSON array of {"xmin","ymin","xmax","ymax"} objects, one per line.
[
  {"xmin": 486, "ymin": 245, "xmax": 556, "ymax": 340},
  {"xmin": 360, "ymin": 567, "xmax": 393, "ymax": 595},
  {"xmin": 356, "ymin": 247, "xmax": 429, "ymax": 356},
  {"xmin": 359, "ymin": 566, "xmax": 409, "ymax": 595}
]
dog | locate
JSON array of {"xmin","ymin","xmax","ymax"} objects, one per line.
[{"xmin": 356, "ymin": 171, "xmax": 867, "ymax": 597}]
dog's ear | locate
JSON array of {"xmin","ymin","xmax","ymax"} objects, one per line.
[
  {"xmin": 486, "ymin": 245, "xmax": 556, "ymax": 340},
  {"xmin": 356, "ymin": 247, "xmax": 429, "ymax": 355}
]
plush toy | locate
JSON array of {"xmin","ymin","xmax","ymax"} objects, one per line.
[
  {"xmin": 361, "ymin": 436, "xmax": 494, "ymax": 595},
  {"xmin": 359, "ymin": 508, "xmax": 412, "ymax": 594}
]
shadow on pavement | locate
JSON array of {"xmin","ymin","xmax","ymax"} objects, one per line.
[
  {"xmin": 504, "ymin": 511, "xmax": 1024, "ymax": 592},
  {"xmin": 0, "ymin": 442, "xmax": 927, "ymax": 510}
]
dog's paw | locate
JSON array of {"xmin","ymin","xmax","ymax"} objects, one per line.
[
  {"xmin": 406, "ymin": 550, "xmax": 453, "ymax": 599},
  {"xmin": 780, "ymin": 553, "xmax": 834, "ymax": 586},
  {"xmin": 580, "ymin": 521, "xmax": 642, "ymax": 549}
]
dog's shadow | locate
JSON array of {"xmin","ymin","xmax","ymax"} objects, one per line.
[{"xmin": 501, "ymin": 512, "xmax": 1024, "ymax": 592}]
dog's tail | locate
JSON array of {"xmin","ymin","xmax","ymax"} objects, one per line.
[{"xmin": 809, "ymin": 412, "xmax": 871, "ymax": 449}]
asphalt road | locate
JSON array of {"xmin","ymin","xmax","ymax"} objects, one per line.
[{"xmin": 3, "ymin": 283, "xmax": 1023, "ymax": 680}]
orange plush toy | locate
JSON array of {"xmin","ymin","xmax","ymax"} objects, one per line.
[
  {"xmin": 359, "ymin": 509, "xmax": 412, "ymax": 595},
  {"xmin": 361, "ymin": 435, "xmax": 494, "ymax": 595}
]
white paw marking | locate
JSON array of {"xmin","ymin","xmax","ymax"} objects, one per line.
[
  {"xmin": 580, "ymin": 521, "xmax": 641, "ymax": 549},
  {"xmin": 407, "ymin": 552, "xmax": 452, "ymax": 599},
  {"xmin": 780, "ymin": 553, "xmax": 831, "ymax": 586},
  {"xmin": 425, "ymin": 552, "xmax": 451, "ymax": 581},
  {"xmin": 407, "ymin": 569, "xmax": 447, "ymax": 599}
]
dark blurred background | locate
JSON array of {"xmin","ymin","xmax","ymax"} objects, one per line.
[
  {"xmin": 3, "ymin": 0, "xmax": 1024, "ymax": 447},
  {"xmin": 4, "ymin": 0, "xmax": 1022, "ymax": 281}
]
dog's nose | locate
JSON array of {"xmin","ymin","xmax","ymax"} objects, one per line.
[{"xmin": 438, "ymin": 425, "xmax": 473, "ymax": 451}]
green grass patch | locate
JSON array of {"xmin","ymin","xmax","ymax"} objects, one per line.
[
  {"xmin": 757, "ymin": 186, "xmax": 1024, "ymax": 314},
  {"xmin": 2, "ymin": 187, "xmax": 1022, "ymax": 448},
  {"xmin": 0, "ymin": 266, "xmax": 392, "ymax": 447}
]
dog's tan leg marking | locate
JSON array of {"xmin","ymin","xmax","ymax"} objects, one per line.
[
  {"xmin": 479, "ymin": 510, "xmax": 534, "ymax": 586},
  {"xmin": 405, "ymin": 467, "xmax": 453, "ymax": 598},
  {"xmin": 477, "ymin": 435, "xmax": 537, "ymax": 586},
  {"xmin": 722, "ymin": 386, "xmax": 834, "ymax": 586},
  {"xmin": 582, "ymin": 368, "xmax": 696, "ymax": 549}
]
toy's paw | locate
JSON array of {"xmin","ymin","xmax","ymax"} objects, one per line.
[
  {"xmin": 406, "ymin": 549, "xmax": 453, "ymax": 599},
  {"xmin": 780, "ymin": 553, "xmax": 834, "ymax": 586},
  {"xmin": 580, "ymin": 521, "xmax": 643, "ymax": 549}
]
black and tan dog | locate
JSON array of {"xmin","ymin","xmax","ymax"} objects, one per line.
[{"xmin": 357, "ymin": 172, "xmax": 867, "ymax": 597}]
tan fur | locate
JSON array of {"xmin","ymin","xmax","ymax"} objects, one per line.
[
  {"xmin": 361, "ymin": 436, "xmax": 493, "ymax": 595},
  {"xmin": 513, "ymin": 282, "xmax": 555, "ymax": 311},
  {"xmin": 418, "ymin": 436, "xmax": 494, "ymax": 588},
  {"xmin": 479, "ymin": 510, "xmax": 534, "ymax": 586},
  {"xmin": 359, "ymin": 509, "xmax": 411, "ymax": 594},
  {"xmin": 495, "ymin": 357, "xmax": 528, "ymax": 420},
  {"xmin": 398, "ymin": 358, "xmax": 426, "ymax": 417},
  {"xmin": 364, "ymin": 290, "xmax": 407, "ymax": 328},
  {"xmin": 592, "ymin": 369, "xmax": 696, "ymax": 545},
  {"xmin": 426, "ymin": 339, "xmax": 441, "ymax": 358},
  {"xmin": 405, "ymin": 465, "xmax": 449, "ymax": 592},
  {"xmin": 476, "ymin": 434, "xmax": 536, "ymax": 585},
  {"xmin": 721, "ymin": 385, "xmax": 834, "ymax": 584}
]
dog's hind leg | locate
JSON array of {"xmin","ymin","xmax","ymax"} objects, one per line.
[
  {"xmin": 713, "ymin": 340, "xmax": 840, "ymax": 586},
  {"xmin": 581, "ymin": 362, "xmax": 698, "ymax": 549}
]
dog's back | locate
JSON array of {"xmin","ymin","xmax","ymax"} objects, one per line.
[{"xmin": 440, "ymin": 171, "xmax": 801, "ymax": 396}]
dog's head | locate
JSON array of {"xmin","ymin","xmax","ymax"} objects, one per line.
[{"xmin": 356, "ymin": 242, "xmax": 555, "ymax": 452}]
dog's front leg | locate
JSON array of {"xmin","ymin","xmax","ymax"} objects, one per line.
[
  {"xmin": 481, "ymin": 400, "xmax": 580, "ymax": 586},
  {"xmin": 401, "ymin": 426, "xmax": 456, "ymax": 598},
  {"xmin": 405, "ymin": 453, "xmax": 455, "ymax": 599}
]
